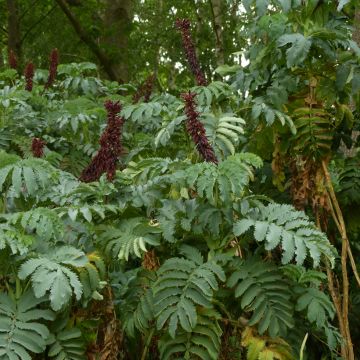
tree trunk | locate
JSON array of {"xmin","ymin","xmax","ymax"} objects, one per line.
[
  {"xmin": 351, "ymin": 9, "xmax": 360, "ymax": 152},
  {"xmin": 102, "ymin": 0, "xmax": 133, "ymax": 83},
  {"xmin": 153, "ymin": 0, "xmax": 163, "ymax": 81},
  {"xmin": 353, "ymin": 9, "xmax": 360, "ymax": 45},
  {"xmin": 0, "ymin": 46, "xmax": 4, "ymax": 68},
  {"xmin": 342, "ymin": 8, "xmax": 360, "ymax": 157},
  {"xmin": 193, "ymin": 2, "xmax": 211, "ymax": 81},
  {"xmin": 210, "ymin": 0, "xmax": 225, "ymax": 66},
  {"xmin": 6, "ymin": 0, "xmax": 21, "ymax": 65},
  {"xmin": 55, "ymin": 0, "xmax": 119, "ymax": 81}
]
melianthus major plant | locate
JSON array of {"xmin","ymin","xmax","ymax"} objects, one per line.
[{"xmin": 0, "ymin": 6, "xmax": 356, "ymax": 359}]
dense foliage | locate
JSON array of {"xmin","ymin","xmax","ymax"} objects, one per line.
[{"xmin": 1, "ymin": 0, "xmax": 360, "ymax": 359}]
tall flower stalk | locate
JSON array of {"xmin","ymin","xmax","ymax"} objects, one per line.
[
  {"xmin": 24, "ymin": 62, "xmax": 35, "ymax": 91},
  {"xmin": 182, "ymin": 92, "xmax": 217, "ymax": 163},
  {"xmin": 175, "ymin": 18, "xmax": 207, "ymax": 86},
  {"xmin": 80, "ymin": 100, "xmax": 125, "ymax": 182},
  {"xmin": 31, "ymin": 138, "xmax": 46, "ymax": 158},
  {"xmin": 133, "ymin": 74, "xmax": 156, "ymax": 103},
  {"xmin": 8, "ymin": 50, "xmax": 17, "ymax": 70},
  {"xmin": 45, "ymin": 48, "xmax": 59, "ymax": 89}
]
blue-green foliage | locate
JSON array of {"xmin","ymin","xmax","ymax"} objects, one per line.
[{"xmin": 0, "ymin": 41, "xmax": 341, "ymax": 358}]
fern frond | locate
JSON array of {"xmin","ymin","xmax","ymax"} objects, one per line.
[
  {"xmin": 281, "ymin": 264, "xmax": 327, "ymax": 286},
  {"xmin": 233, "ymin": 203, "xmax": 337, "ymax": 267},
  {"xmin": 154, "ymin": 116, "xmax": 186, "ymax": 147},
  {"xmin": 292, "ymin": 106, "xmax": 332, "ymax": 159},
  {"xmin": 158, "ymin": 308, "xmax": 222, "ymax": 360},
  {"xmin": 3, "ymin": 207, "xmax": 64, "ymax": 242},
  {"xmin": 0, "ymin": 150, "xmax": 20, "ymax": 168},
  {"xmin": 122, "ymin": 287, "xmax": 155, "ymax": 337},
  {"xmin": 113, "ymin": 269, "xmax": 156, "ymax": 337},
  {"xmin": 123, "ymin": 157, "xmax": 188, "ymax": 184},
  {"xmin": 337, "ymin": 156, "xmax": 360, "ymax": 205},
  {"xmin": 122, "ymin": 101, "xmax": 163, "ymax": 130},
  {"xmin": 18, "ymin": 246, "xmax": 88, "ymax": 311},
  {"xmin": 251, "ymin": 98, "xmax": 296, "ymax": 134},
  {"xmin": 154, "ymin": 251, "xmax": 225, "ymax": 338},
  {"xmin": 59, "ymin": 174, "xmax": 118, "ymax": 204},
  {"xmin": 0, "ymin": 156, "xmax": 56, "ymax": 198},
  {"xmin": 57, "ymin": 203, "xmax": 119, "ymax": 223},
  {"xmin": 191, "ymin": 81, "xmax": 232, "ymax": 108},
  {"xmin": 48, "ymin": 327, "xmax": 85, "ymax": 360},
  {"xmin": 0, "ymin": 129, "xmax": 12, "ymax": 150},
  {"xmin": 78, "ymin": 252, "xmax": 106, "ymax": 302},
  {"xmin": 0, "ymin": 291, "xmax": 54, "ymax": 360},
  {"xmin": 157, "ymin": 199, "xmax": 199, "ymax": 242},
  {"xmin": 98, "ymin": 217, "xmax": 161, "ymax": 261},
  {"xmin": 56, "ymin": 99, "xmax": 99, "ymax": 134},
  {"xmin": 281, "ymin": 266, "xmax": 335, "ymax": 340},
  {"xmin": 173, "ymin": 153, "xmax": 263, "ymax": 205},
  {"xmin": 295, "ymin": 287, "xmax": 335, "ymax": 328},
  {"xmin": 202, "ymin": 113, "xmax": 245, "ymax": 158},
  {"xmin": 0, "ymin": 223, "xmax": 33, "ymax": 254},
  {"xmin": 227, "ymin": 258, "xmax": 294, "ymax": 337}
]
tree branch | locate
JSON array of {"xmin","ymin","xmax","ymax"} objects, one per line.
[
  {"xmin": 208, "ymin": 0, "xmax": 225, "ymax": 66},
  {"xmin": 208, "ymin": 0, "xmax": 221, "ymax": 46},
  {"xmin": 20, "ymin": 5, "xmax": 56, "ymax": 44},
  {"xmin": 7, "ymin": 0, "xmax": 22, "ymax": 62},
  {"xmin": 54, "ymin": 0, "xmax": 118, "ymax": 81},
  {"xmin": 19, "ymin": 0, "xmax": 42, "ymax": 20}
]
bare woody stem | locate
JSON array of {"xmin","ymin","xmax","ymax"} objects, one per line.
[
  {"xmin": 322, "ymin": 161, "xmax": 360, "ymax": 287},
  {"xmin": 325, "ymin": 263, "xmax": 347, "ymax": 359},
  {"xmin": 321, "ymin": 160, "xmax": 355, "ymax": 360}
]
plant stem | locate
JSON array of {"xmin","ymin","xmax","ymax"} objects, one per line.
[
  {"xmin": 322, "ymin": 161, "xmax": 360, "ymax": 287},
  {"xmin": 326, "ymin": 263, "xmax": 347, "ymax": 359},
  {"xmin": 322, "ymin": 160, "xmax": 354, "ymax": 360},
  {"xmin": 219, "ymin": 317, "xmax": 247, "ymax": 329},
  {"xmin": 299, "ymin": 333, "xmax": 308, "ymax": 360},
  {"xmin": 141, "ymin": 327, "xmax": 154, "ymax": 360}
]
